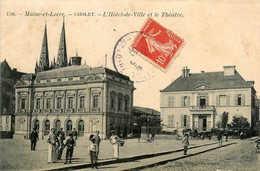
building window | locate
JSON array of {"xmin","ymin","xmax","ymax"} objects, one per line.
[
  {"xmin": 184, "ymin": 115, "xmax": 187, "ymax": 127},
  {"xmin": 36, "ymin": 98, "xmax": 41, "ymax": 109},
  {"xmin": 57, "ymin": 97, "xmax": 62, "ymax": 109},
  {"xmin": 168, "ymin": 96, "xmax": 174, "ymax": 107},
  {"xmin": 35, "ymin": 120, "xmax": 39, "ymax": 130},
  {"xmin": 55, "ymin": 120, "xmax": 61, "ymax": 131},
  {"xmin": 93, "ymin": 95, "xmax": 98, "ymax": 108},
  {"xmin": 80, "ymin": 96, "xmax": 85, "ymax": 108},
  {"xmin": 238, "ymin": 94, "xmax": 242, "ymax": 106},
  {"xmin": 118, "ymin": 94, "xmax": 123, "ymax": 110},
  {"xmin": 44, "ymin": 120, "xmax": 50, "ymax": 135},
  {"xmin": 219, "ymin": 95, "xmax": 226, "ymax": 106},
  {"xmin": 21, "ymin": 99, "xmax": 25, "ymax": 109},
  {"xmin": 110, "ymin": 92, "xmax": 116, "ymax": 109},
  {"xmin": 6, "ymin": 116, "xmax": 9, "ymax": 124},
  {"xmin": 0, "ymin": 116, "xmax": 2, "ymax": 124},
  {"xmin": 168, "ymin": 115, "xmax": 174, "ymax": 127},
  {"xmin": 184, "ymin": 96, "xmax": 188, "ymax": 107},
  {"xmin": 78, "ymin": 120, "xmax": 84, "ymax": 136},
  {"xmin": 68, "ymin": 97, "xmax": 73, "ymax": 109},
  {"xmin": 46, "ymin": 98, "xmax": 51, "ymax": 109},
  {"xmin": 199, "ymin": 96, "xmax": 206, "ymax": 107},
  {"xmin": 124, "ymin": 95, "xmax": 129, "ymax": 112},
  {"xmin": 66, "ymin": 120, "xmax": 72, "ymax": 135}
]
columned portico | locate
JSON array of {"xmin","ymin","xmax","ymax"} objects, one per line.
[{"xmin": 189, "ymin": 106, "xmax": 215, "ymax": 131}]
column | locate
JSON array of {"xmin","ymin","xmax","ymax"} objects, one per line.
[
  {"xmin": 15, "ymin": 91, "xmax": 20, "ymax": 113},
  {"xmin": 210, "ymin": 113, "xmax": 214, "ymax": 129},
  {"xmin": 191, "ymin": 114, "xmax": 193, "ymax": 129}
]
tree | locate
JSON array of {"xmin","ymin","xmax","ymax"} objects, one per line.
[
  {"xmin": 221, "ymin": 112, "xmax": 229, "ymax": 130},
  {"xmin": 230, "ymin": 116, "xmax": 250, "ymax": 130}
]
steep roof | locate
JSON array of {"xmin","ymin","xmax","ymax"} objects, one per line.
[{"xmin": 161, "ymin": 71, "xmax": 253, "ymax": 92}]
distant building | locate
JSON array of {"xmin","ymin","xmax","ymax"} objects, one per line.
[
  {"xmin": 14, "ymin": 21, "xmax": 135, "ymax": 139},
  {"xmin": 0, "ymin": 60, "xmax": 26, "ymax": 138},
  {"xmin": 160, "ymin": 66, "xmax": 259, "ymax": 133},
  {"xmin": 133, "ymin": 106, "xmax": 161, "ymax": 137}
]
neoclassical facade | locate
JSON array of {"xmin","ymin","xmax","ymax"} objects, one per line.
[
  {"xmin": 15, "ymin": 63, "xmax": 134, "ymax": 139},
  {"xmin": 160, "ymin": 66, "xmax": 258, "ymax": 133}
]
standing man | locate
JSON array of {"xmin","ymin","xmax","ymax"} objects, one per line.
[
  {"xmin": 47, "ymin": 128, "xmax": 58, "ymax": 163},
  {"xmin": 109, "ymin": 130, "xmax": 120, "ymax": 159},
  {"xmin": 72, "ymin": 128, "xmax": 78, "ymax": 140},
  {"xmin": 57, "ymin": 128, "xmax": 65, "ymax": 140},
  {"xmin": 64, "ymin": 134, "xmax": 76, "ymax": 164},
  {"xmin": 217, "ymin": 132, "xmax": 222, "ymax": 147},
  {"xmin": 57, "ymin": 133, "xmax": 64, "ymax": 160},
  {"xmin": 94, "ymin": 131, "xmax": 102, "ymax": 159},
  {"xmin": 182, "ymin": 133, "xmax": 189, "ymax": 155},
  {"xmin": 30, "ymin": 128, "xmax": 39, "ymax": 151}
]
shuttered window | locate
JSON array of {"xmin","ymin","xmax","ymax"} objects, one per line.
[
  {"xmin": 168, "ymin": 96, "xmax": 174, "ymax": 107},
  {"xmin": 183, "ymin": 96, "xmax": 190, "ymax": 107},
  {"xmin": 181, "ymin": 115, "xmax": 190, "ymax": 128},
  {"xmin": 236, "ymin": 94, "xmax": 245, "ymax": 106},
  {"xmin": 168, "ymin": 115, "xmax": 174, "ymax": 127},
  {"xmin": 219, "ymin": 95, "xmax": 226, "ymax": 106}
]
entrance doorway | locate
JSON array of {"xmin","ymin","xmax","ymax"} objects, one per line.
[{"xmin": 198, "ymin": 116, "xmax": 207, "ymax": 131}]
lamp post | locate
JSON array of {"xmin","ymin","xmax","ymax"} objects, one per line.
[{"xmin": 147, "ymin": 118, "xmax": 150, "ymax": 141}]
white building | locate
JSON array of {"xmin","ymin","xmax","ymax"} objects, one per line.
[{"xmin": 160, "ymin": 66, "xmax": 258, "ymax": 133}]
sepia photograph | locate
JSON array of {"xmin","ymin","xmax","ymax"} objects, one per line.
[{"xmin": 0, "ymin": 0, "xmax": 260, "ymax": 170}]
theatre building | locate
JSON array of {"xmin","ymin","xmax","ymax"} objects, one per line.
[
  {"xmin": 160, "ymin": 66, "xmax": 258, "ymax": 133},
  {"xmin": 14, "ymin": 21, "xmax": 134, "ymax": 139}
]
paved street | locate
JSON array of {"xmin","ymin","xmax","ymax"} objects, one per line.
[
  {"xmin": 144, "ymin": 139, "xmax": 259, "ymax": 171},
  {"xmin": 0, "ymin": 137, "xmax": 218, "ymax": 170}
]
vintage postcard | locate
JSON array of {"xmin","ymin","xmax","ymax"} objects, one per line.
[{"xmin": 1, "ymin": 0, "xmax": 260, "ymax": 170}]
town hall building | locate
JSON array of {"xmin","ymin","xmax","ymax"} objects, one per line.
[
  {"xmin": 14, "ymin": 21, "xmax": 135, "ymax": 139},
  {"xmin": 160, "ymin": 66, "xmax": 258, "ymax": 133}
]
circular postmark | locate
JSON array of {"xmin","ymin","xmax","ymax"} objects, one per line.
[{"xmin": 112, "ymin": 31, "xmax": 156, "ymax": 83}]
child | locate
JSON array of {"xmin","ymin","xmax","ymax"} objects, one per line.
[
  {"xmin": 88, "ymin": 134, "xmax": 98, "ymax": 169},
  {"xmin": 64, "ymin": 134, "xmax": 76, "ymax": 164}
]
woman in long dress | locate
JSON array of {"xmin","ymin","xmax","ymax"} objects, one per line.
[
  {"xmin": 109, "ymin": 131, "xmax": 120, "ymax": 159},
  {"xmin": 47, "ymin": 128, "xmax": 58, "ymax": 163}
]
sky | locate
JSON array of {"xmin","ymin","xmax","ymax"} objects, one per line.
[{"xmin": 1, "ymin": 0, "xmax": 260, "ymax": 111}]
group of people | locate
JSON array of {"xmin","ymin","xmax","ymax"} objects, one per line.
[
  {"xmin": 46, "ymin": 128, "xmax": 78, "ymax": 164},
  {"xmin": 29, "ymin": 127, "xmax": 122, "ymax": 168}
]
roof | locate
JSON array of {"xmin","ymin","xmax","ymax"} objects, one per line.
[
  {"xmin": 161, "ymin": 71, "xmax": 253, "ymax": 92},
  {"xmin": 133, "ymin": 106, "xmax": 160, "ymax": 116},
  {"xmin": 35, "ymin": 65, "xmax": 130, "ymax": 81}
]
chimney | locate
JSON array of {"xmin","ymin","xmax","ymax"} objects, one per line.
[
  {"xmin": 185, "ymin": 66, "xmax": 190, "ymax": 78},
  {"xmin": 223, "ymin": 66, "xmax": 236, "ymax": 76},
  {"xmin": 182, "ymin": 67, "xmax": 185, "ymax": 78},
  {"xmin": 247, "ymin": 81, "xmax": 254, "ymax": 87}
]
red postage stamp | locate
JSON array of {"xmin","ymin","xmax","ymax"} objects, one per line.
[{"xmin": 131, "ymin": 18, "xmax": 184, "ymax": 70}]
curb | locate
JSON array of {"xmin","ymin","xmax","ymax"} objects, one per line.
[
  {"xmin": 43, "ymin": 141, "xmax": 221, "ymax": 171},
  {"xmin": 123, "ymin": 142, "xmax": 237, "ymax": 171}
]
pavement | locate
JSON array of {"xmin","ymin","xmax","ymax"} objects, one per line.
[{"xmin": 0, "ymin": 137, "xmax": 237, "ymax": 171}]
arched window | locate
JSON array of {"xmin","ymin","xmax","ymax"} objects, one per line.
[
  {"xmin": 44, "ymin": 120, "xmax": 50, "ymax": 135},
  {"xmin": 55, "ymin": 120, "xmax": 61, "ymax": 132},
  {"xmin": 110, "ymin": 91, "xmax": 116, "ymax": 110},
  {"xmin": 118, "ymin": 93, "xmax": 123, "ymax": 111},
  {"xmin": 35, "ymin": 119, "xmax": 40, "ymax": 131},
  {"xmin": 66, "ymin": 120, "xmax": 72, "ymax": 135},
  {"xmin": 78, "ymin": 120, "xmax": 84, "ymax": 136},
  {"xmin": 124, "ymin": 95, "xmax": 130, "ymax": 112}
]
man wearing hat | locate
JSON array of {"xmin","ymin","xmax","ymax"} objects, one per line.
[
  {"xmin": 64, "ymin": 134, "xmax": 76, "ymax": 164},
  {"xmin": 30, "ymin": 128, "xmax": 39, "ymax": 151},
  {"xmin": 88, "ymin": 134, "xmax": 98, "ymax": 169}
]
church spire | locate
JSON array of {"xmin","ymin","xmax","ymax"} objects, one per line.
[
  {"xmin": 57, "ymin": 17, "xmax": 67, "ymax": 68},
  {"xmin": 37, "ymin": 23, "xmax": 49, "ymax": 72}
]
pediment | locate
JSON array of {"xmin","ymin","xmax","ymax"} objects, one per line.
[
  {"xmin": 15, "ymin": 80, "xmax": 28, "ymax": 87},
  {"xmin": 85, "ymin": 74, "xmax": 103, "ymax": 82},
  {"xmin": 194, "ymin": 84, "xmax": 214, "ymax": 90}
]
